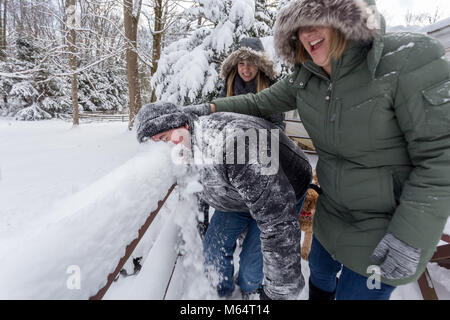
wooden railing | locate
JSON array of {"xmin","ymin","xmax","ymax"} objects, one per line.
[
  {"xmin": 64, "ymin": 112, "xmax": 128, "ymax": 122},
  {"xmin": 78, "ymin": 112, "xmax": 128, "ymax": 122},
  {"xmin": 417, "ymin": 234, "xmax": 450, "ymax": 300},
  {"xmin": 284, "ymin": 117, "xmax": 317, "ymax": 154}
]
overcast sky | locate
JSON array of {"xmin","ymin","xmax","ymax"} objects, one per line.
[{"xmin": 376, "ymin": 0, "xmax": 450, "ymax": 26}]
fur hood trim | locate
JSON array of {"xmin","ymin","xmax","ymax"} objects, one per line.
[
  {"xmin": 274, "ymin": 0, "xmax": 381, "ymax": 66},
  {"xmin": 220, "ymin": 47, "xmax": 279, "ymax": 81}
]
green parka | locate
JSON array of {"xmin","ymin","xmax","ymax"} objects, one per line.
[{"xmin": 212, "ymin": 5, "xmax": 450, "ymax": 286}]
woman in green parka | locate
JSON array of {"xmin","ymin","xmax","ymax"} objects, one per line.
[{"xmin": 187, "ymin": 0, "xmax": 450, "ymax": 300}]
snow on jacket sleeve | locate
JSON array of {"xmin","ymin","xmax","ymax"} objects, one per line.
[
  {"xmin": 387, "ymin": 36, "xmax": 450, "ymax": 255},
  {"xmin": 225, "ymin": 134, "xmax": 304, "ymax": 300},
  {"xmin": 213, "ymin": 75, "xmax": 298, "ymax": 117}
]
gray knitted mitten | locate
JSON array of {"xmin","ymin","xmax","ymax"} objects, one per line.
[
  {"xmin": 183, "ymin": 103, "xmax": 211, "ymax": 117},
  {"xmin": 370, "ymin": 233, "xmax": 421, "ymax": 280}
]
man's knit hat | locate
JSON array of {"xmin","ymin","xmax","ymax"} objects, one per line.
[{"xmin": 135, "ymin": 102, "xmax": 191, "ymax": 143}]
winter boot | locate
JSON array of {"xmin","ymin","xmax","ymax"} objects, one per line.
[{"xmin": 308, "ymin": 278, "xmax": 337, "ymax": 300}]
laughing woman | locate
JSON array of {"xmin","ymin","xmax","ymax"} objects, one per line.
[{"xmin": 188, "ymin": 0, "xmax": 450, "ymax": 300}]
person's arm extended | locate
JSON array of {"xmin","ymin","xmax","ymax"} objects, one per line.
[{"xmin": 211, "ymin": 75, "xmax": 298, "ymax": 117}]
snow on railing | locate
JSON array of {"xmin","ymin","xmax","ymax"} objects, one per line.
[
  {"xmin": 417, "ymin": 234, "xmax": 450, "ymax": 300},
  {"xmin": 0, "ymin": 143, "xmax": 179, "ymax": 299},
  {"xmin": 90, "ymin": 184, "xmax": 176, "ymax": 300}
]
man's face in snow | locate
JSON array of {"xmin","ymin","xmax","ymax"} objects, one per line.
[
  {"xmin": 152, "ymin": 125, "xmax": 191, "ymax": 149},
  {"xmin": 237, "ymin": 59, "xmax": 258, "ymax": 83}
]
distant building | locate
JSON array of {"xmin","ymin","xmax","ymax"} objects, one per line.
[
  {"xmin": 421, "ymin": 17, "xmax": 450, "ymax": 58},
  {"xmin": 387, "ymin": 17, "xmax": 450, "ymax": 58}
]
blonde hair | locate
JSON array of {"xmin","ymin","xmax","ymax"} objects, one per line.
[
  {"xmin": 226, "ymin": 67, "xmax": 269, "ymax": 97},
  {"xmin": 295, "ymin": 28, "xmax": 347, "ymax": 65}
]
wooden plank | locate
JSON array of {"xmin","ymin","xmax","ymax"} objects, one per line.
[
  {"xmin": 430, "ymin": 244, "xmax": 450, "ymax": 263},
  {"xmin": 417, "ymin": 268, "xmax": 439, "ymax": 300},
  {"xmin": 441, "ymin": 233, "xmax": 450, "ymax": 244},
  {"xmin": 163, "ymin": 253, "xmax": 182, "ymax": 300}
]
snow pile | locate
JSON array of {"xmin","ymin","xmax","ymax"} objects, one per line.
[
  {"xmin": 229, "ymin": 0, "xmax": 255, "ymax": 31},
  {"xmin": 169, "ymin": 179, "xmax": 221, "ymax": 299},
  {"xmin": 0, "ymin": 139, "xmax": 179, "ymax": 299},
  {"xmin": 0, "ymin": 120, "xmax": 139, "ymax": 246}
]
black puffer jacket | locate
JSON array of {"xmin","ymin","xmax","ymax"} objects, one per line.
[{"xmin": 192, "ymin": 112, "xmax": 312, "ymax": 299}]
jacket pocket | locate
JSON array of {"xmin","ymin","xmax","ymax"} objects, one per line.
[
  {"xmin": 422, "ymin": 80, "xmax": 450, "ymax": 131},
  {"xmin": 422, "ymin": 79, "xmax": 450, "ymax": 106},
  {"xmin": 338, "ymin": 167, "xmax": 396, "ymax": 213}
]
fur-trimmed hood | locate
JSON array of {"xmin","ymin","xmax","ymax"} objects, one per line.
[
  {"xmin": 220, "ymin": 38, "xmax": 279, "ymax": 81},
  {"xmin": 274, "ymin": 0, "xmax": 382, "ymax": 66}
]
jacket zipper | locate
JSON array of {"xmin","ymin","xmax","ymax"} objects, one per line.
[
  {"xmin": 326, "ymin": 81, "xmax": 341, "ymax": 194},
  {"xmin": 301, "ymin": 63, "xmax": 337, "ymax": 148},
  {"xmin": 302, "ymin": 63, "xmax": 343, "ymax": 209},
  {"xmin": 326, "ymin": 82, "xmax": 334, "ymax": 147}
]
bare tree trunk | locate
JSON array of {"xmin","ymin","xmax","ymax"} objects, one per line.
[
  {"xmin": 0, "ymin": 0, "xmax": 3, "ymax": 58},
  {"xmin": 17, "ymin": 0, "xmax": 24, "ymax": 35},
  {"xmin": 150, "ymin": 0, "xmax": 164, "ymax": 102},
  {"xmin": 0, "ymin": 0, "xmax": 5, "ymax": 57},
  {"xmin": 123, "ymin": 0, "xmax": 142, "ymax": 130},
  {"xmin": 66, "ymin": 0, "xmax": 79, "ymax": 125}
]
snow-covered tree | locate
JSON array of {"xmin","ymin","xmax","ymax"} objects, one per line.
[
  {"xmin": 0, "ymin": 35, "xmax": 129, "ymax": 120},
  {"xmin": 0, "ymin": 37, "xmax": 70, "ymax": 120},
  {"xmin": 0, "ymin": 0, "xmax": 131, "ymax": 121},
  {"xmin": 277, "ymin": 0, "xmax": 292, "ymax": 10},
  {"xmin": 249, "ymin": 0, "xmax": 277, "ymax": 37},
  {"xmin": 77, "ymin": 68, "xmax": 128, "ymax": 112},
  {"xmin": 151, "ymin": 0, "xmax": 278, "ymax": 105}
]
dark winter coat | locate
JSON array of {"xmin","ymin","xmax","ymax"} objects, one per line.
[
  {"xmin": 135, "ymin": 100, "xmax": 312, "ymax": 299},
  {"xmin": 212, "ymin": 0, "xmax": 450, "ymax": 286},
  {"xmin": 191, "ymin": 112, "xmax": 312, "ymax": 299}
]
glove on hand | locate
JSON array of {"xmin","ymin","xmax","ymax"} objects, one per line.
[
  {"xmin": 370, "ymin": 233, "xmax": 421, "ymax": 280},
  {"xmin": 183, "ymin": 103, "xmax": 212, "ymax": 117}
]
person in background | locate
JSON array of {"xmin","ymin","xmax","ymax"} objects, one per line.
[
  {"xmin": 219, "ymin": 37, "xmax": 285, "ymax": 130},
  {"xmin": 199, "ymin": 37, "xmax": 288, "ymax": 299},
  {"xmin": 186, "ymin": 0, "xmax": 450, "ymax": 300}
]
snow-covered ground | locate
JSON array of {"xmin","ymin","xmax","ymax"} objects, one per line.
[{"xmin": 0, "ymin": 118, "xmax": 449, "ymax": 300}]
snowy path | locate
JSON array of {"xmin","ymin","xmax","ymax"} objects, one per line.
[{"xmin": 0, "ymin": 118, "xmax": 449, "ymax": 300}]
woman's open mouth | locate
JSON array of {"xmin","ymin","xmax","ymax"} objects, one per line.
[{"xmin": 310, "ymin": 38, "xmax": 325, "ymax": 54}]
